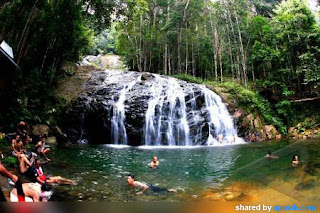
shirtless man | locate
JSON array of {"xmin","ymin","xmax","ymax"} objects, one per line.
[
  {"xmin": 148, "ymin": 156, "xmax": 159, "ymax": 169},
  {"xmin": 35, "ymin": 160, "xmax": 76, "ymax": 185},
  {"xmin": 127, "ymin": 174, "xmax": 176, "ymax": 195},
  {"xmin": 11, "ymin": 183, "xmax": 52, "ymax": 202},
  {"xmin": 0, "ymin": 163, "xmax": 18, "ymax": 201},
  {"xmin": 17, "ymin": 153, "xmax": 37, "ymax": 181},
  {"xmin": 35, "ymin": 136, "xmax": 50, "ymax": 161},
  {"xmin": 11, "ymin": 135, "xmax": 24, "ymax": 157}
]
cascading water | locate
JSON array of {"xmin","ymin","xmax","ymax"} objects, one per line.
[
  {"xmin": 69, "ymin": 70, "xmax": 244, "ymax": 146},
  {"xmin": 142, "ymin": 74, "xmax": 242, "ymax": 146},
  {"xmin": 143, "ymin": 75, "xmax": 191, "ymax": 146},
  {"xmin": 111, "ymin": 75, "xmax": 141, "ymax": 145},
  {"xmin": 201, "ymin": 86, "xmax": 240, "ymax": 145}
]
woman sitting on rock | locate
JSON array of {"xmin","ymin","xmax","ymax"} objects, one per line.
[{"xmin": 35, "ymin": 135, "xmax": 51, "ymax": 162}]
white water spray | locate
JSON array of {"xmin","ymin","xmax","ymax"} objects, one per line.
[{"xmin": 111, "ymin": 75, "xmax": 141, "ymax": 145}]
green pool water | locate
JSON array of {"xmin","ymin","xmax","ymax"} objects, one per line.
[{"xmin": 44, "ymin": 140, "xmax": 320, "ymax": 202}]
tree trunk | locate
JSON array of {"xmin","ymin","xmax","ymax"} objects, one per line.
[
  {"xmin": 177, "ymin": 25, "xmax": 182, "ymax": 74},
  {"xmin": 234, "ymin": 10, "xmax": 248, "ymax": 87},
  {"xmin": 219, "ymin": 41, "xmax": 223, "ymax": 82},
  {"xmin": 164, "ymin": 44, "xmax": 168, "ymax": 75},
  {"xmin": 185, "ymin": 22, "xmax": 188, "ymax": 74},
  {"xmin": 209, "ymin": 12, "xmax": 218, "ymax": 81},
  {"xmin": 139, "ymin": 15, "xmax": 143, "ymax": 72},
  {"xmin": 192, "ymin": 40, "xmax": 195, "ymax": 76}
]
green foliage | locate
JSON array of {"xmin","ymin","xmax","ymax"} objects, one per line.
[
  {"xmin": 172, "ymin": 74, "xmax": 204, "ymax": 84},
  {"xmin": 275, "ymin": 100, "xmax": 294, "ymax": 124},
  {"xmin": 1, "ymin": 156, "xmax": 18, "ymax": 168},
  {"xmin": 0, "ymin": 0, "xmax": 117, "ymax": 128},
  {"xmin": 218, "ymin": 81, "xmax": 286, "ymax": 134},
  {"xmin": 89, "ymin": 25, "xmax": 118, "ymax": 55},
  {"xmin": 301, "ymin": 117, "xmax": 317, "ymax": 129},
  {"xmin": 115, "ymin": 0, "xmax": 320, "ymax": 97},
  {"xmin": 0, "ymin": 138, "xmax": 10, "ymax": 149}
]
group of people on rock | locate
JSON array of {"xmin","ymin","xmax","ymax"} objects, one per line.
[{"xmin": 0, "ymin": 121, "xmax": 76, "ymax": 202}]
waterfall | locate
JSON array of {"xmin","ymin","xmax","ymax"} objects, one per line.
[
  {"xmin": 142, "ymin": 74, "xmax": 242, "ymax": 146},
  {"xmin": 77, "ymin": 70, "xmax": 244, "ymax": 146},
  {"xmin": 143, "ymin": 75, "xmax": 191, "ymax": 146},
  {"xmin": 201, "ymin": 86, "xmax": 240, "ymax": 145},
  {"xmin": 111, "ymin": 75, "xmax": 141, "ymax": 145}
]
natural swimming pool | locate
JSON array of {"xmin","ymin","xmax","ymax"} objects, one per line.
[{"xmin": 45, "ymin": 140, "xmax": 320, "ymax": 202}]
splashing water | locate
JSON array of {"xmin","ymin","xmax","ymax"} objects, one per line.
[
  {"xmin": 142, "ymin": 74, "xmax": 243, "ymax": 146},
  {"xmin": 201, "ymin": 85, "xmax": 242, "ymax": 145},
  {"xmin": 111, "ymin": 75, "xmax": 141, "ymax": 145},
  {"xmin": 143, "ymin": 75, "xmax": 191, "ymax": 146}
]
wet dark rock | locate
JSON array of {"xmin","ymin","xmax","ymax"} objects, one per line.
[
  {"xmin": 61, "ymin": 71, "xmax": 225, "ymax": 145},
  {"xmin": 141, "ymin": 73, "xmax": 155, "ymax": 81}
]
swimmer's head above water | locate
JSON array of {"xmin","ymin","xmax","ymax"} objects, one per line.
[
  {"xmin": 153, "ymin": 156, "xmax": 158, "ymax": 163},
  {"xmin": 127, "ymin": 174, "xmax": 135, "ymax": 185}
]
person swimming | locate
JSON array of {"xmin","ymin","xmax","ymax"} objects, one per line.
[
  {"xmin": 264, "ymin": 151, "xmax": 278, "ymax": 159},
  {"xmin": 148, "ymin": 156, "xmax": 159, "ymax": 169},
  {"xmin": 127, "ymin": 174, "xmax": 176, "ymax": 195},
  {"xmin": 292, "ymin": 155, "xmax": 299, "ymax": 168}
]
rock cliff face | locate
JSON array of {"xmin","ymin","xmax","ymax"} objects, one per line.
[{"xmin": 62, "ymin": 70, "xmax": 242, "ymax": 146}]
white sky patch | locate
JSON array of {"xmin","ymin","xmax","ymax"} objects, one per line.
[{"xmin": 305, "ymin": 0, "xmax": 320, "ymax": 23}]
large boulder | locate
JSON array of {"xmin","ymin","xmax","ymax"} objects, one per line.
[
  {"xmin": 31, "ymin": 125, "xmax": 50, "ymax": 136},
  {"xmin": 260, "ymin": 125, "xmax": 279, "ymax": 140}
]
